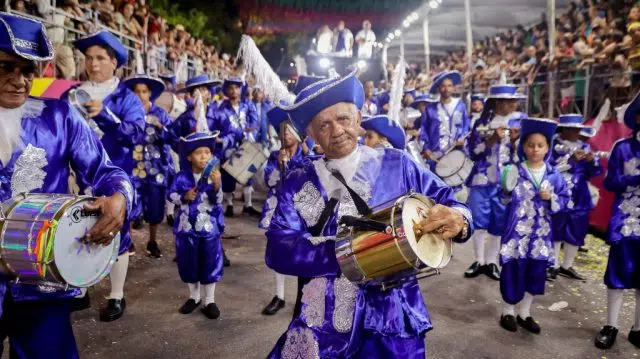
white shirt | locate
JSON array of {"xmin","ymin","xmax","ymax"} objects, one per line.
[
  {"xmin": 355, "ymin": 29, "xmax": 376, "ymax": 58},
  {"xmin": 317, "ymin": 31, "xmax": 333, "ymax": 54},
  {"xmin": 528, "ymin": 165, "xmax": 545, "ymax": 186},
  {"xmin": 313, "ymin": 146, "xmax": 360, "ymax": 199},
  {"xmin": 79, "ymin": 77, "xmax": 120, "ymax": 102}
]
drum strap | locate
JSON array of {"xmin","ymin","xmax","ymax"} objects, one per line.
[
  {"xmin": 307, "ymin": 197, "xmax": 339, "ymax": 236},
  {"xmin": 330, "ymin": 170, "xmax": 372, "ymax": 216}
]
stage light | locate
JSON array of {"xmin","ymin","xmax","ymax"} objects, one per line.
[
  {"xmin": 289, "ymin": 62, "xmax": 294, "ymax": 67},
  {"xmin": 357, "ymin": 60, "xmax": 367, "ymax": 70},
  {"xmin": 429, "ymin": 0, "xmax": 439, "ymax": 9},
  {"xmin": 403, "ymin": 20, "xmax": 410, "ymax": 28},
  {"xmin": 394, "ymin": 29, "xmax": 402, "ymax": 36},
  {"xmin": 411, "ymin": 12, "xmax": 419, "ymax": 19},
  {"xmin": 388, "ymin": 33, "xmax": 395, "ymax": 40},
  {"xmin": 385, "ymin": 38, "xmax": 391, "ymax": 43},
  {"xmin": 436, "ymin": 0, "xmax": 442, "ymax": 3},
  {"xmin": 318, "ymin": 58, "xmax": 331, "ymax": 69}
]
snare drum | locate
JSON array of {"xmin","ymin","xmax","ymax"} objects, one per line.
[
  {"xmin": 335, "ymin": 193, "xmax": 452, "ymax": 289},
  {"xmin": 435, "ymin": 150, "xmax": 473, "ymax": 187},
  {"xmin": 222, "ymin": 141, "xmax": 270, "ymax": 185},
  {"xmin": 0, "ymin": 194, "xmax": 120, "ymax": 288}
]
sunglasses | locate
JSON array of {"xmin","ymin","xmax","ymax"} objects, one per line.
[{"xmin": 0, "ymin": 60, "xmax": 37, "ymax": 77}]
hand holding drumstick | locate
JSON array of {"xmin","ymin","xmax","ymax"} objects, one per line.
[{"xmin": 414, "ymin": 204, "xmax": 466, "ymax": 240}]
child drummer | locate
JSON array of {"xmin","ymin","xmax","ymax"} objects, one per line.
[
  {"xmin": 548, "ymin": 114, "xmax": 602, "ymax": 281},
  {"xmin": 498, "ymin": 118, "xmax": 569, "ymax": 334},
  {"xmin": 362, "ymin": 115, "xmax": 407, "ymax": 150},
  {"xmin": 595, "ymin": 92, "xmax": 640, "ymax": 349},
  {"xmin": 167, "ymin": 93, "xmax": 224, "ymax": 319}
]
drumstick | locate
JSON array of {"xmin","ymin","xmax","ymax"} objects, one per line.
[{"xmin": 279, "ymin": 121, "xmax": 289, "ymax": 171}]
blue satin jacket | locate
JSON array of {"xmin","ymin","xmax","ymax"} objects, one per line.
[
  {"xmin": 420, "ymin": 99, "xmax": 470, "ymax": 158},
  {"xmin": 167, "ymin": 170, "xmax": 223, "ymax": 237},
  {"xmin": 210, "ymin": 100, "xmax": 259, "ymax": 161},
  {"xmin": 0, "ymin": 98, "xmax": 133, "ymax": 305}
]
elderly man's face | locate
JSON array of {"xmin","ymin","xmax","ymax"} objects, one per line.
[
  {"xmin": 0, "ymin": 51, "xmax": 36, "ymax": 109},
  {"xmin": 308, "ymin": 102, "xmax": 361, "ymax": 159},
  {"xmin": 84, "ymin": 45, "xmax": 117, "ymax": 83}
]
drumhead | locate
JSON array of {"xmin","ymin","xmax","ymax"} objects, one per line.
[
  {"xmin": 435, "ymin": 150, "xmax": 467, "ymax": 178},
  {"xmin": 400, "ymin": 196, "xmax": 445, "ymax": 268},
  {"xmin": 53, "ymin": 198, "xmax": 120, "ymax": 287}
]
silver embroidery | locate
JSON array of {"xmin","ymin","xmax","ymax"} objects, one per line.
[
  {"xmin": 337, "ymin": 179, "xmax": 372, "ymax": 220},
  {"xmin": 195, "ymin": 193, "xmax": 214, "ymax": 232},
  {"xmin": 471, "ymin": 173, "xmax": 489, "ymax": 186},
  {"xmin": 281, "ymin": 327, "xmax": 320, "ymax": 359},
  {"xmin": 473, "ymin": 142, "xmax": 486, "ymax": 155},
  {"xmin": 11, "ymin": 144, "xmax": 47, "ymax": 195},
  {"xmin": 500, "ymin": 239, "xmax": 518, "ymax": 259},
  {"xmin": 531, "ymin": 238, "xmax": 550, "ymax": 259},
  {"xmin": 302, "ymin": 278, "xmax": 327, "ymax": 328},
  {"xmin": 268, "ymin": 168, "xmax": 281, "ymax": 187},
  {"xmin": 260, "ymin": 196, "xmax": 278, "ymax": 228},
  {"xmin": 307, "ymin": 236, "xmax": 336, "ymax": 246},
  {"xmin": 332, "ymin": 276, "xmax": 358, "ymax": 333},
  {"xmin": 14, "ymin": 38, "xmax": 38, "ymax": 50},
  {"xmin": 169, "ymin": 192, "xmax": 182, "ymax": 205},
  {"xmin": 293, "ymin": 182, "xmax": 324, "ymax": 227},
  {"xmin": 624, "ymin": 158, "xmax": 640, "ymax": 176},
  {"xmin": 177, "ymin": 204, "xmax": 192, "ymax": 232}
]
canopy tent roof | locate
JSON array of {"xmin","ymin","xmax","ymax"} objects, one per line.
[{"xmin": 387, "ymin": 0, "xmax": 571, "ymax": 64}]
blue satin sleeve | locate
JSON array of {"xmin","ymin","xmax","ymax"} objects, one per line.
[
  {"xmin": 458, "ymin": 108, "xmax": 471, "ymax": 139},
  {"xmin": 605, "ymin": 143, "xmax": 640, "ymax": 193},
  {"xmin": 263, "ymin": 153, "xmax": 280, "ymax": 190},
  {"xmin": 167, "ymin": 171, "xmax": 193, "ymax": 205},
  {"xmin": 549, "ymin": 171, "xmax": 570, "ymax": 215},
  {"xmin": 265, "ymin": 182, "xmax": 340, "ymax": 277},
  {"xmin": 66, "ymin": 105, "xmax": 133, "ymax": 215},
  {"xmin": 93, "ymin": 91, "xmax": 145, "ymax": 147},
  {"xmin": 467, "ymin": 121, "xmax": 491, "ymax": 162},
  {"xmin": 245, "ymin": 102, "xmax": 259, "ymax": 138}
]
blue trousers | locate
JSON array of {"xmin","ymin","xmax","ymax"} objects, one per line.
[
  {"xmin": 551, "ymin": 211, "xmax": 589, "ymax": 246},
  {"xmin": 0, "ymin": 297, "xmax": 78, "ymax": 359},
  {"xmin": 140, "ymin": 183, "xmax": 167, "ymax": 225},
  {"xmin": 605, "ymin": 239, "xmax": 640, "ymax": 290},
  {"xmin": 500, "ymin": 259, "xmax": 547, "ymax": 304},
  {"xmin": 468, "ymin": 186, "xmax": 507, "ymax": 236},
  {"xmin": 175, "ymin": 234, "xmax": 224, "ymax": 284}
]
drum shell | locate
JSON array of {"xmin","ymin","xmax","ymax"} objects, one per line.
[{"xmin": 436, "ymin": 150, "xmax": 473, "ymax": 187}]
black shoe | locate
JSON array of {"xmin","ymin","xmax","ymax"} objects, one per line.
[
  {"xmin": 99, "ymin": 298, "xmax": 126, "ymax": 322},
  {"xmin": 128, "ymin": 243, "xmax": 136, "ymax": 256},
  {"xmin": 629, "ymin": 328, "xmax": 640, "ymax": 348},
  {"xmin": 179, "ymin": 299, "xmax": 201, "ymax": 314},
  {"xmin": 485, "ymin": 263, "xmax": 501, "ymax": 281},
  {"xmin": 201, "ymin": 303, "xmax": 220, "ymax": 319},
  {"xmin": 464, "ymin": 261, "xmax": 484, "ymax": 278},
  {"xmin": 132, "ymin": 217, "xmax": 144, "ymax": 230},
  {"xmin": 500, "ymin": 315, "xmax": 517, "ymax": 332},
  {"xmin": 558, "ymin": 267, "xmax": 586, "ymax": 281},
  {"xmin": 223, "ymin": 251, "xmax": 231, "ymax": 267},
  {"xmin": 262, "ymin": 296, "xmax": 285, "ymax": 315},
  {"xmin": 243, "ymin": 206, "xmax": 261, "ymax": 216},
  {"xmin": 224, "ymin": 205, "xmax": 234, "ymax": 217},
  {"xmin": 71, "ymin": 293, "xmax": 91, "ymax": 312},
  {"xmin": 517, "ymin": 315, "xmax": 541, "ymax": 334},
  {"xmin": 146, "ymin": 241, "xmax": 162, "ymax": 258},
  {"xmin": 595, "ymin": 325, "xmax": 618, "ymax": 349},
  {"xmin": 166, "ymin": 214, "xmax": 175, "ymax": 227},
  {"xmin": 546, "ymin": 267, "xmax": 558, "ymax": 282},
  {"xmin": 579, "ymin": 246, "xmax": 588, "ymax": 253}
]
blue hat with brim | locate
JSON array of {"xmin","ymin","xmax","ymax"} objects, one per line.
[
  {"xmin": 294, "ymin": 75, "xmax": 325, "ymax": 95},
  {"xmin": 124, "ymin": 74, "xmax": 166, "ymax": 101},
  {"xmin": 486, "ymin": 84, "xmax": 527, "ymax": 100},
  {"xmin": 361, "ymin": 115, "xmax": 406, "ymax": 150},
  {"xmin": 74, "ymin": 30, "xmax": 127, "ymax": 68},
  {"xmin": 411, "ymin": 94, "xmax": 439, "ymax": 108},
  {"xmin": 470, "ymin": 93, "xmax": 485, "ymax": 103},
  {"xmin": 0, "ymin": 13, "xmax": 53, "ymax": 61},
  {"xmin": 623, "ymin": 91, "xmax": 640, "ymax": 131},
  {"xmin": 580, "ymin": 127, "xmax": 596, "ymax": 138},
  {"xmin": 430, "ymin": 71, "xmax": 462, "ymax": 94},
  {"xmin": 158, "ymin": 73, "xmax": 176, "ymax": 87},
  {"xmin": 267, "ymin": 100, "xmax": 289, "ymax": 135},
  {"xmin": 179, "ymin": 131, "xmax": 220, "ymax": 171},
  {"xmin": 518, "ymin": 118, "xmax": 558, "ymax": 161},
  {"xmin": 223, "ymin": 76, "xmax": 244, "ymax": 92},
  {"xmin": 179, "ymin": 74, "xmax": 222, "ymax": 94},
  {"xmin": 403, "ymin": 88, "xmax": 416, "ymax": 98},
  {"xmin": 281, "ymin": 71, "xmax": 364, "ymax": 136},
  {"xmin": 558, "ymin": 113, "xmax": 590, "ymax": 129}
]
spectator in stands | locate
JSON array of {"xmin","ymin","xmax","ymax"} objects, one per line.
[
  {"xmin": 332, "ymin": 20, "xmax": 353, "ymax": 57},
  {"xmin": 355, "ymin": 20, "xmax": 376, "ymax": 59},
  {"xmin": 117, "ymin": 2, "xmax": 144, "ymax": 38},
  {"xmin": 315, "ymin": 25, "xmax": 333, "ymax": 54}
]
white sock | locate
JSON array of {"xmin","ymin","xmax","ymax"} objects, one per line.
[
  {"xmin": 503, "ymin": 303, "xmax": 515, "ymax": 316},
  {"xmin": 224, "ymin": 192, "xmax": 233, "ymax": 206},
  {"xmin": 108, "ymin": 253, "xmax": 129, "ymax": 300},
  {"xmin": 485, "ymin": 234, "xmax": 501, "ymax": 265},
  {"xmin": 635, "ymin": 289, "xmax": 640, "ymax": 331},
  {"xmin": 562, "ymin": 244, "xmax": 579, "ymax": 269},
  {"xmin": 243, "ymin": 186, "xmax": 253, "ymax": 207},
  {"xmin": 472, "ymin": 229, "xmax": 486, "ymax": 265},
  {"xmin": 606, "ymin": 288, "xmax": 624, "ymax": 328},
  {"xmin": 203, "ymin": 283, "xmax": 216, "ymax": 305},
  {"xmin": 275, "ymin": 273, "xmax": 285, "ymax": 300},
  {"xmin": 166, "ymin": 200, "xmax": 175, "ymax": 216},
  {"xmin": 519, "ymin": 292, "xmax": 534, "ymax": 318},
  {"xmin": 553, "ymin": 242, "xmax": 562, "ymax": 269},
  {"xmin": 188, "ymin": 282, "xmax": 201, "ymax": 302}
]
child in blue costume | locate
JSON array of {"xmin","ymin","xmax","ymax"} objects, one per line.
[{"xmin": 498, "ymin": 118, "xmax": 569, "ymax": 334}]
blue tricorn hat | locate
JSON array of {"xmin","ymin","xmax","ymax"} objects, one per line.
[
  {"xmin": 361, "ymin": 115, "xmax": 406, "ymax": 149},
  {"xmin": 486, "ymin": 84, "xmax": 526, "ymax": 100},
  {"xmin": 124, "ymin": 74, "xmax": 166, "ymax": 101},
  {"xmin": 518, "ymin": 118, "xmax": 558, "ymax": 161},
  {"xmin": 411, "ymin": 94, "xmax": 439, "ymax": 108},
  {"xmin": 580, "ymin": 127, "xmax": 596, "ymax": 138},
  {"xmin": 557, "ymin": 113, "xmax": 590, "ymax": 129},
  {"xmin": 623, "ymin": 91, "xmax": 640, "ymax": 131},
  {"xmin": 74, "ymin": 30, "xmax": 128, "ymax": 68},
  {"xmin": 280, "ymin": 71, "xmax": 364, "ymax": 136},
  {"xmin": 470, "ymin": 93, "xmax": 485, "ymax": 103},
  {"xmin": 293, "ymin": 75, "xmax": 325, "ymax": 95},
  {"xmin": 0, "ymin": 12, "xmax": 53, "ymax": 61},
  {"xmin": 179, "ymin": 74, "xmax": 222, "ymax": 94},
  {"xmin": 223, "ymin": 76, "xmax": 244, "ymax": 91},
  {"xmin": 158, "ymin": 73, "xmax": 176, "ymax": 88},
  {"xmin": 430, "ymin": 71, "xmax": 462, "ymax": 94},
  {"xmin": 179, "ymin": 131, "xmax": 220, "ymax": 170}
]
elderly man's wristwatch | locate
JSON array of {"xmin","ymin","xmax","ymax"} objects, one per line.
[{"xmin": 456, "ymin": 216, "xmax": 469, "ymax": 240}]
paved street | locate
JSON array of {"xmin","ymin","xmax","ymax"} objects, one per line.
[{"xmin": 52, "ymin": 197, "xmax": 640, "ymax": 358}]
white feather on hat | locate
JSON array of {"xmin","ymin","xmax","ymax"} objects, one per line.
[
  {"xmin": 388, "ymin": 54, "xmax": 406, "ymax": 127},
  {"xmin": 193, "ymin": 89, "xmax": 208, "ymax": 134}
]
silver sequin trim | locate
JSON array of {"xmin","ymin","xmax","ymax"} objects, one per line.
[
  {"xmin": 302, "ymin": 278, "xmax": 327, "ymax": 328},
  {"xmin": 267, "ymin": 168, "xmax": 281, "ymax": 187},
  {"xmin": 307, "ymin": 236, "xmax": 336, "ymax": 246},
  {"xmin": 293, "ymin": 181, "xmax": 324, "ymax": 227},
  {"xmin": 337, "ymin": 179, "xmax": 372, "ymax": 221},
  {"xmin": 624, "ymin": 158, "xmax": 640, "ymax": 176},
  {"xmin": 260, "ymin": 196, "xmax": 278, "ymax": 228},
  {"xmin": 177, "ymin": 204, "xmax": 192, "ymax": 232},
  {"xmin": 169, "ymin": 192, "xmax": 182, "ymax": 205},
  {"xmin": 195, "ymin": 193, "xmax": 214, "ymax": 232},
  {"xmin": 281, "ymin": 327, "xmax": 320, "ymax": 359},
  {"xmin": 332, "ymin": 276, "xmax": 358, "ymax": 333},
  {"xmin": 11, "ymin": 144, "xmax": 47, "ymax": 195}
]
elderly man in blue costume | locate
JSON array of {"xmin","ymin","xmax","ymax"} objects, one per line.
[
  {"xmin": 548, "ymin": 114, "xmax": 602, "ymax": 281},
  {"xmin": 72, "ymin": 29, "xmax": 145, "ymax": 322},
  {"xmin": 0, "ymin": 13, "xmax": 132, "ymax": 358},
  {"xmin": 265, "ymin": 71, "xmax": 473, "ymax": 358},
  {"xmin": 420, "ymin": 71, "xmax": 470, "ymax": 167},
  {"xmin": 210, "ymin": 76, "xmax": 260, "ymax": 217},
  {"xmin": 124, "ymin": 74, "xmax": 175, "ymax": 259},
  {"xmin": 464, "ymin": 84, "xmax": 527, "ymax": 281},
  {"xmin": 595, "ymin": 91, "xmax": 640, "ymax": 349}
]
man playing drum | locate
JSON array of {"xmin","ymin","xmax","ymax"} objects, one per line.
[
  {"xmin": 264, "ymin": 71, "xmax": 472, "ymax": 358},
  {"xmin": 0, "ymin": 13, "xmax": 132, "ymax": 358}
]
